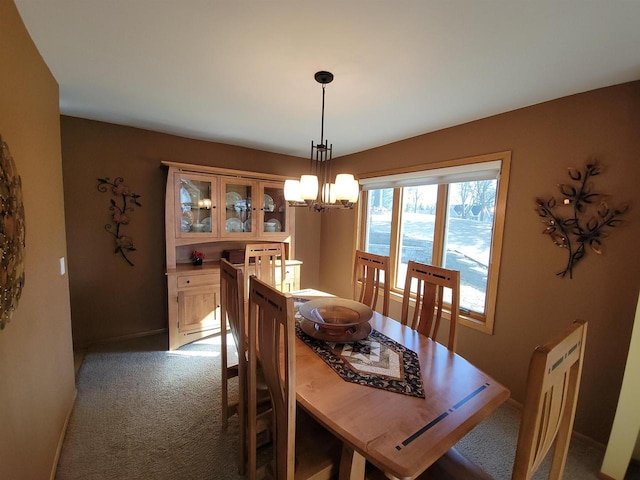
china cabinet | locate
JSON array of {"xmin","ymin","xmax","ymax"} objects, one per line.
[{"xmin": 163, "ymin": 161, "xmax": 297, "ymax": 350}]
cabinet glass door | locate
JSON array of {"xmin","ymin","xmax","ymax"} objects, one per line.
[
  {"xmin": 221, "ymin": 178, "xmax": 254, "ymax": 237},
  {"xmin": 176, "ymin": 174, "xmax": 217, "ymax": 237},
  {"xmin": 261, "ymin": 182, "xmax": 287, "ymax": 234}
]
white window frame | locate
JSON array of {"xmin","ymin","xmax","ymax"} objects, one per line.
[{"xmin": 357, "ymin": 151, "xmax": 511, "ymax": 334}]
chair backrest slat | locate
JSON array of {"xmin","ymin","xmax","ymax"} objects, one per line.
[
  {"xmin": 352, "ymin": 250, "xmax": 390, "ymax": 316},
  {"xmin": 400, "ymin": 261, "xmax": 460, "ymax": 351},
  {"xmin": 512, "ymin": 320, "xmax": 588, "ymax": 480}
]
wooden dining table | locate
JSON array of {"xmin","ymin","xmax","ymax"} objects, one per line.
[{"xmin": 291, "ymin": 291, "xmax": 510, "ymax": 480}]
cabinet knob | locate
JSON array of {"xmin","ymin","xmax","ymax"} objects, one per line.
[{"xmin": 186, "ymin": 280, "xmax": 190, "ymax": 284}]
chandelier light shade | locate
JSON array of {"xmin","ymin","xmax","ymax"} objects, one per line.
[{"xmin": 284, "ymin": 71, "xmax": 359, "ymax": 211}]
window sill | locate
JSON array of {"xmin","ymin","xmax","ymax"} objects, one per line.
[{"xmin": 386, "ymin": 288, "xmax": 494, "ymax": 335}]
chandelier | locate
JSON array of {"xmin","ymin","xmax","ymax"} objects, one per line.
[{"xmin": 284, "ymin": 71, "xmax": 359, "ymax": 211}]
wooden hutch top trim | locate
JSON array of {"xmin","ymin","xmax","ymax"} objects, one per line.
[{"xmin": 161, "ymin": 161, "xmax": 295, "ymax": 182}]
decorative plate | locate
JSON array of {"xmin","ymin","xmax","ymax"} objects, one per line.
[
  {"xmin": 225, "ymin": 217, "xmax": 243, "ymax": 232},
  {"xmin": 180, "ymin": 186, "xmax": 192, "ymax": 206},
  {"xmin": 181, "ymin": 212, "xmax": 192, "ymax": 232},
  {"xmin": 263, "ymin": 193, "xmax": 275, "ymax": 212},
  {"xmin": 226, "ymin": 191, "xmax": 242, "ymax": 210},
  {"xmin": 266, "ymin": 218, "xmax": 282, "ymax": 232},
  {"xmin": 243, "ymin": 218, "xmax": 252, "ymax": 232}
]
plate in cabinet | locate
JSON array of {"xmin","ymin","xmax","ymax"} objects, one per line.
[
  {"xmin": 225, "ymin": 217, "xmax": 243, "ymax": 232},
  {"xmin": 226, "ymin": 191, "xmax": 242, "ymax": 209}
]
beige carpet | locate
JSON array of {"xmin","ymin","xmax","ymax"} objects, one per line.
[
  {"xmin": 56, "ymin": 332, "xmax": 615, "ymax": 480},
  {"xmin": 57, "ymin": 334, "xmax": 246, "ymax": 480}
]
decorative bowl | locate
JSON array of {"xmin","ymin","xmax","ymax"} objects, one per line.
[{"xmin": 298, "ymin": 298, "xmax": 373, "ymax": 336}]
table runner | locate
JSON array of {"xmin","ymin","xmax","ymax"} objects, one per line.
[{"xmin": 294, "ymin": 299, "xmax": 425, "ymax": 398}]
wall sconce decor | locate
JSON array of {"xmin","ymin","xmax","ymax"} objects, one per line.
[
  {"xmin": 97, "ymin": 177, "xmax": 142, "ymax": 266},
  {"xmin": 0, "ymin": 135, "xmax": 26, "ymax": 330},
  {"xmin": 535, "ymin": 161, "xmax": 629, "ymax": 278}
]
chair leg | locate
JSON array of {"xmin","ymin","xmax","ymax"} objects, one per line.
[
  {"xmin": 221, "ymin": 324, "xmax": 230, "ymax": 430},
  {"xmin": 418, "ymin": 447, "xmax": 491, "ymax": 480},
  {"xmin": 221, "ymin": 349, "xmax": 229, "ymax": 430},
  {"xmin": 222, "ymin": 364, "xmax": 239, "ymax": 429},
  {"xmin": 237, "ymin": 363, "xmax": 247, "ymax": 476},
  {"xmin": 339, "ymin": 444, "xmax": 367, "ymax": 480}
]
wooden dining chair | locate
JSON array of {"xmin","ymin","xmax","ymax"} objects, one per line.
[
  {"xmin": 220, "ymin": 259, "xmax": 244, "ymax": 427},
  {"xmin": 247, "ymin": 276, "xmax": 341, "ymax": 480},
  {"xmin": 400, "ymin": 261, "xmax": 460, "ymax": 351},
  {"xmin": 511, "ymin": 319, "xmax": 588, "ymax": 479},
  {"xmin": 409, "ymin": 319, "xmax": 589, "ymax": 480},
  {"xmin": 220, "ymin": 259, "xmax": 271, "ymax": 475},
  {"xmin": 244, "ymin": 242, "xmax": 287, "ymax": 294},
  {"xmin": 353, "ymin": 250, "xmax": 390, "ymax": 316}
]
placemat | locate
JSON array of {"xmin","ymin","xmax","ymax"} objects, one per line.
[{"xmin": 294, "ymin": 299, "xmax": 425, "ymax": 398}]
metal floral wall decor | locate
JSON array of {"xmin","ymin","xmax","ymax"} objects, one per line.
[
  {"xmin": 535, "ymin": 161, "xmax": 629, "ymax": 279},
  {"xmin": 0, "ymin": 135, "xmax": 26, "ymax": 330},
  {"xmin": 97, "ymin": 177, "xmax": 142, "ymax": 266}
]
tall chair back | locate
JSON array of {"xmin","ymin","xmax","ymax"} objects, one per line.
[
  {"xmin": 221, "ymin": 259, "xmax": 245, "ymax": 358},
  {"xmin": 352, "ymin": 250, "xmax": 390, "ymax": 316},
  {"xmin": 400, "ymin": 261, "xmax": 460, "ymax": 351},
  {"xmin": 248, "ymin": 276, "xmax": 296, "ymax": 479},
  {"xmin": 220, "ymin": 259, "xmax": 247, "ymax": 472},
  {"xmin": 244, "ymin": 243, "xmax": 287, "ymax": 293},
  {"xmin": 512, "ymin": 320, "xmax": 588, "ymax": 480},
  {"xmin": 247, "ymin": 276, "xmax": 339, "ymax": 480}
]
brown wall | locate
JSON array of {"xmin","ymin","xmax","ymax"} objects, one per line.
[
  {"xmin": 0, "ymin": 1, "xmax": 75, "ymax": 478},
  {"xmin": 60, "ymin": 116, "xmax": 321, "ymax": 347},
  {"xmin": 320, "ymin": 82, "xmax": 640, "ymax": 444}
]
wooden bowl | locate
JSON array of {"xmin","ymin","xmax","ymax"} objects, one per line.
[{"xmin": 298, "ymin": 298, "xmax": 373, "ymax": 336}]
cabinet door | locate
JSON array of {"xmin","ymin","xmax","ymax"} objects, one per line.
[
  {"xmin": 177, "ymin": 284, "xmax": 220, "ymax": 335},
  {"xmin": 220, "ymin": 177, "xmax": 256, "ymax": 238},
  {"xmin": 175, "ymin": 173, "xmax": 218, "ymax": 238},
  {"xmin": 168, "ymin": 271, "xmax": 221, "ymax": 351},
  {"xmin": 259, "ymin": 181, "xmax": 289, "ymax": 236}
]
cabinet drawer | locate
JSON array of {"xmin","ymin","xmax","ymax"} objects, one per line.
[
  {"xmin": 284, "ymin": 267, "xmax": 296, "ymax": 281},
  {"xmin": 178, "ymin": 273, "xmax": 219, "ymax": 288}
]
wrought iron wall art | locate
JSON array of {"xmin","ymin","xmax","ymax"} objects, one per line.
[
  {"xmin": 97, "ymin": 177, "xmax": 142, "ymax": 266},
  {"xmin": 535, "ymin": 161, "xmax": 629, "ymax": 278},
  {"xmin": 0, "ymin": 135, "xmax": 26, "ymax": 330}
]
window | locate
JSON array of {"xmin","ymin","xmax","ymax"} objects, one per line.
[{"xmin": 358, "ymin": 152, "xmax": 511, "ymax": 333}]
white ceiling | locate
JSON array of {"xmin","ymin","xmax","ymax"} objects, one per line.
[{"xmin": 15, "ymin": 1, "xmax": 640, "ymax": 158}]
